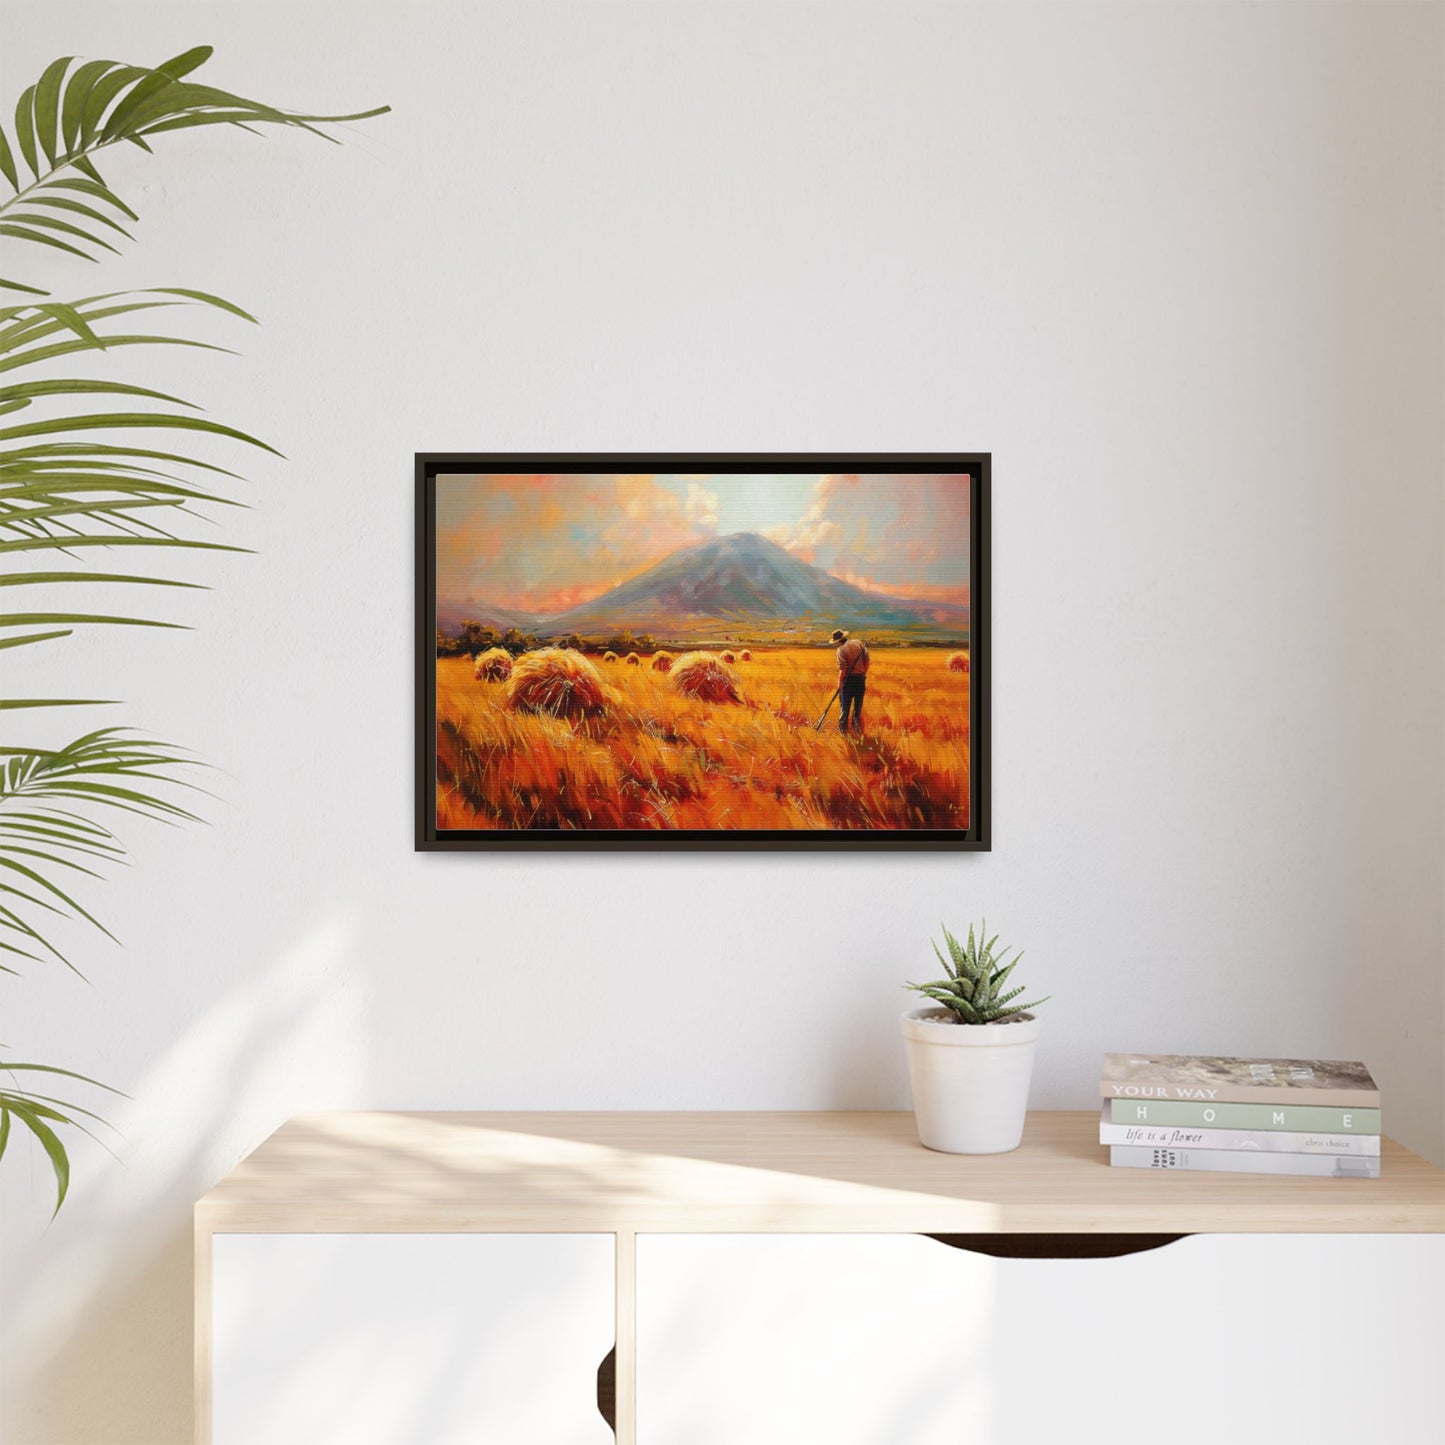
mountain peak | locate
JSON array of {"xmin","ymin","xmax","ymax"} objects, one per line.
[
  {"xmin": 700, "ymin": 529, "xmax": 779, "ymax": 553},
  {"xmin": 540, "ymin": 526, "xmax": 966, "ymax": 641}
]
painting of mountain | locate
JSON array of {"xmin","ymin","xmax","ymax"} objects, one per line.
[
  {"xmin": 541, "ymin": 532, "xmax": 969, "ymax": 642},
  {"xmin": 420, "ymin": 462, "xmax": 988, "ymax": 846}
]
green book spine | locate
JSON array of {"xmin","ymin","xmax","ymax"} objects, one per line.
[{"xmin": 1108, "ymin": 1098, "xmax": 1381, "ymax": 1133}]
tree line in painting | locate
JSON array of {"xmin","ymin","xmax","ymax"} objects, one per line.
[{"xmin": 436, "ymin": 621, "xmax": 965, "ymax": 659}]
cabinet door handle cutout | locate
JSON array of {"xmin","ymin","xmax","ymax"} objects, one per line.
[
  {"xmin": 925, "ymin": 1233, "xmax": 1189, "ymax": 1260},
  {"xmin": 596, "ymin": 1344, "xmax": 616, "ymax": 1434}
]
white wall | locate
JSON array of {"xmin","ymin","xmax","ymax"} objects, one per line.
[{"xmin": 3, "ymin": 2, "xmax": 1441, "ymax": 1441}]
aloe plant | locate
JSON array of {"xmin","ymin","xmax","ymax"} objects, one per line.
[
  {"xmin": 906, "ymin": 922, "xmax": 1050, "ymax": 1024},
  {"xmin": 0, "ymin": 46, "xmax": 386, "ymax": 1211}
]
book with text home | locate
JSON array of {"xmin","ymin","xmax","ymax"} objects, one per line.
[
  {"xmin": 1099, "ymin": 1054, "xmax": 1378, "ymax": 1107},
  {"xmin": 1097, "ymin": 1105, "xmax": 1380, "ymax": 1156},
  {"xmin": 1108, "ymin": 1099, "xmax": 1380, "ymax": 1133}
]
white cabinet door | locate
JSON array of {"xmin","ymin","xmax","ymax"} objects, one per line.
[
  {"xmin": 638, "ymin": 1234, "xmax": 989, "ymax": 1445},
  {"xmin": 212, "ymin": 1233, "xmax": 614, "ymax": 1445},
  {"xmin": 636, "ymin": 1233, "xmax": 1445, "ymax": 1445}
]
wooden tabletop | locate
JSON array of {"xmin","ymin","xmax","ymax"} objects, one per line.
[{"xmin": 195, "ymin": 1110, "xmax": 1445, "ymax": 1235}]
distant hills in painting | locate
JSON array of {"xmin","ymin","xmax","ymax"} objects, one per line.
[{"xmin": 437, "ymin": 531, "xmax": 969, "ymax": 644}]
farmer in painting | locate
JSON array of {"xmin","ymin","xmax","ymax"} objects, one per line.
[{"xmin": 831, "ymin": 627, "xmax": 870, "ymax": 734}]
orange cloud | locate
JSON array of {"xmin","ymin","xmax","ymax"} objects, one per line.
[
  {"xmin": 768, "ymin": 473, "xmax": 970, "ymax": 599},
  {"xmin": 436, "ymin": 473, "xmax": 715, "ymax": 616},
  {"xmin": 836, "ymin": 572, "xmax": 971, "ymax": 607}
]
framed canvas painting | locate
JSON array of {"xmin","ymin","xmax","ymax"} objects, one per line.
[{"xmin": 416, "ymin": 454, "xmax": 989, "ymax": 849}]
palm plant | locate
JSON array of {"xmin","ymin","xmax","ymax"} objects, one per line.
[
  {"xmin": 0, "ymin": 46, "xmax": 386, "ymax": 1210},
  {"xmin": 906, "ymin": 922, "xmax": 1050, "ymax": 1024}
]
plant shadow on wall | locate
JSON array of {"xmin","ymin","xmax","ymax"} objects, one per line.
[
  {"xmin": 10, "ymin": 914, "xmax": 367, "ymax": 1444},
  {"xmin": 0, "ymin": 48, "xmax": 386, "ymax": 1209}
]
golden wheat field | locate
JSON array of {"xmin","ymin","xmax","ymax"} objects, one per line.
[{"xmin": 435, "ymin": 647, "xmax": 970, "ymax": 832}]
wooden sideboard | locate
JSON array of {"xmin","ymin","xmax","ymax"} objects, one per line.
[{"xmin": 195, "ymin": 1110, "xmax": 1445, "ymax": 1444}]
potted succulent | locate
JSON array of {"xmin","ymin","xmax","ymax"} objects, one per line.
[{"xmin": 901, "ymin": 923, "xmax": 1050, "ymax": 1154}]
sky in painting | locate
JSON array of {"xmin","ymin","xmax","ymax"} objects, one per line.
[{"xmin": 436, "ymin": 473, "xmax": 970, "ymax": 617}]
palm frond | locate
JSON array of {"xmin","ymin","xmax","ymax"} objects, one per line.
[
  {"xmin": 1, "ymin": 47, "xmax": 388, "ymax": 294},
  {"xmin": 0, "ymin": 44, "xmax": 385, "ymax": 1213},
  {"xmin": 0, "ymin": 288, "xmax": 261, "ymax": 650},
  {"xmin": 0, "ymin": 729, "xmax": 202, "ymax": 972},
  {"xmin": 0, "ymin": 1059, "xmax": 126, "ymax": 1213}
]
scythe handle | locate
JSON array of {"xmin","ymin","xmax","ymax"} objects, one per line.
[{"xmin": 813, "ymin": 688, "xmax": 840, "ymax": 730}]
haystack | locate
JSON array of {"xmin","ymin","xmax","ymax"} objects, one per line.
[
  {"xmin": 473, "ymin": 647, "xmax": 513, "ymax": 681},
  {"xmin": 721, "ymin": 650, "xmax": 736, "ymax": 664},
  {"xmin": 507, "ymin": 647, "xmax": 610, "ymax": 719},
  {"xmin": 625, "ymin": 652, "xmax": 641, "ymax": 666},
  {"xmin": 603, "ymin": 650, "xmax": 619, "ymax": 663},
  {"xmin": 947, "ymin": 651, "xmax": 970, "ymax": 674},
  {"xmin": 669, "ymin": 651, "xmax": 740, "ymax": 703},
  {"xmin": 651, "ymin": 650, "xmax": 674, "ymax": 673}
]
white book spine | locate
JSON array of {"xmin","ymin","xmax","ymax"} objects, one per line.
[
  {"xmin": 1109, "ymin": 1145, "xmax": 1380, "ymax": 1179},
  {"xmin": 1098, "ymin": 1117, "xmax": 1380, "ymax": 1156}
]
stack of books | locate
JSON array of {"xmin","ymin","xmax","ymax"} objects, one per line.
[{"xmin": 1099, "ymin": 1053, "xmax": 1381, "ymax": 1178}]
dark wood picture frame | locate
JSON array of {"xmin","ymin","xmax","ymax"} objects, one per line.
[{"xmin": 416, "ymin": 454, "xmax": 990, "ymax": 850}]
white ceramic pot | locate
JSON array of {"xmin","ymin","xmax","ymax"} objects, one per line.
[{"xmin": 900, "ymin": 1007, "xmax": 1041, "ymax": 1154}]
